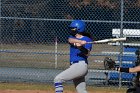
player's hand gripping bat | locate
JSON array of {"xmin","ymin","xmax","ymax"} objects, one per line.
[{"xmin": 87, "ymin": 37, "xmax": 126, "ymax": 44}]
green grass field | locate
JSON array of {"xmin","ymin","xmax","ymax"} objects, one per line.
[
  {"xmin": 0, "ymin": 83, "xmax": 127, "ymax": 93},
  {"xmin": 0, "ymin": 83, "xmax": 53, "ymax": 90}
]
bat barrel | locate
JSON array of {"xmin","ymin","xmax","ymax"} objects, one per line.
[{"xmin": 87, "ymin": 37, "xmax": 126, "ymax": 44}]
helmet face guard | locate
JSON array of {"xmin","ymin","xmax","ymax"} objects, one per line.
[{"xmin": 69, "ymin": 27, "xmax": 78, "ymax": 36}]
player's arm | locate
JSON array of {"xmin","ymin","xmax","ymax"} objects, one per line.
[
  {"xmin": 116, "ymin": 66, "xmax": 140, "ymax": 73},
  {"xmin": 77, "ymin": 46, "xmax": 89, "ymax": 55},
  {"xmin": 68, "ymin": 38, "xmax": 89, "ymax": 55},
  {"xmin": 129, "ymin": 66, "xmax": 140, "ymax": 72},
  {"xmin": 75, "ymin": 42, "xmax": 90, "ymax": 56},
  {"xmin": 68, "ymin": 38, "xmax": 86, "ymax": 45}
]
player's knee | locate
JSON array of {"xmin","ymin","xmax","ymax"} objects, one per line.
[
  {"xmin": 54, "ymin": 76, "xmax": 63, "ymax": 83},
  {"xmin": 76, "ymin": 88, "xmax": 87, "ymax": 93},
  {"xmin": 76, "ymin": 82, "xmax": 87, "ymax": 93}
]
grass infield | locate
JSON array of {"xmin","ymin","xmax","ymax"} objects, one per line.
[{"xmin": 0, "ymin": 83, "xmax": 127, "ymax": 93}]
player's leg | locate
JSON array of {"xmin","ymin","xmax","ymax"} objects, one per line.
[
  {"xmin": 54, "ymin": 61, "xmax": 88, "ymax": 93},
  {"xmin": 126, "ymin": 88, "xmax": 136, "ymax": 93},
  {"xmin": 73, "ymin": 76, "xmax": 88, "ymax": 93},
  {"xmin": 54, "ymin": 82, "xmax": 63, "ymax": 93},
  {"xmin": 126, "ymin": 86, "xmax": 140, "ymax": 93},
  {"xmin": 135, "ymin": 86, "xmax": 140, "ymax": 93}
]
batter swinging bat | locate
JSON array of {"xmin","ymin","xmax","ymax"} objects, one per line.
[{"xmin": 87, "ymin": 37, "xmax": 126, "ymax": 44}]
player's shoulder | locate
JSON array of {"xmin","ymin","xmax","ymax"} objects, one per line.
[
  {"xmin": 68, "ymin": 35, "xmax": 76, "ymax": 39},
  {"xmin": 83, "ymin": 36, "xmax": 92, "ymax": 41}
]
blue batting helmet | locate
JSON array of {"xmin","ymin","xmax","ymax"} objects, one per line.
[{"xmin": 69, "ymin": 20, "xmax": 86, "ymax": 33}]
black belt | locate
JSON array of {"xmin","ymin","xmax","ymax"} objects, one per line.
[{"xmin": 70, "ymin": 60, "xmax": 88, "ymax": 65}]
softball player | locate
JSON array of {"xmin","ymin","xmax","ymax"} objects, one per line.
[
  {"xmin": 54, "ymin": 20, "xmax": 93, "ymax": 93},
  {"xmin": 105, "ymin": 57, "xmax": 140, "ymax": 93},
  {"xmin": 116, "ymin": 66, "xmax": 140, "ymax": 93}
]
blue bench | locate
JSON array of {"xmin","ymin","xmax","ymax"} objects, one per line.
[{"xmin": 106, "ymin": 29, "xmax": 139, "ymax": 86}]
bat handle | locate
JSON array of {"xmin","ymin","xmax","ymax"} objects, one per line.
[{"xmin": 87, "ymin": 42, "xmax": 96, "ymax": 44}]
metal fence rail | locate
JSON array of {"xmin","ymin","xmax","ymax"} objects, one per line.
[{"xmin": 0, "ymin": 0, "xmax": 140, "ymax": 88}]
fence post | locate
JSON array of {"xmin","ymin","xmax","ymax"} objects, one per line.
[
  {"xmin": 55, "ymin": 37, "xmax": 58, "ymax": 69},
  {"xmin": 119, "ymin": 0, "xmax": 124, "ymax": 88}
]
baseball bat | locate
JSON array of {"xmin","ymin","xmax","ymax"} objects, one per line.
[{"xmin": 87, "ymin": 37, "xmax": 126, "ymax": 44}]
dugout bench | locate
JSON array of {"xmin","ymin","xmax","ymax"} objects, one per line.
[{"xmin": 104, "ymin": 29, "xmax": 140, "ymax": 86}]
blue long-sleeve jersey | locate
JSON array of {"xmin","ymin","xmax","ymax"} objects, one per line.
[{"xmin": 69, "ymin": 35, "xmax": 93, "ymax": 64}]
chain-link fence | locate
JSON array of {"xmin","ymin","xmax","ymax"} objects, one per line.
[{"xmin": 0, "ymin": 0, "xmax": 140, "ymax": 88}]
